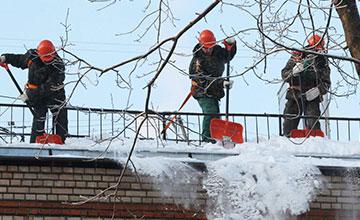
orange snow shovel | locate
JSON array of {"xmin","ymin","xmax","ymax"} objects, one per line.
[
  {"xmin": 211, "ymin": 119, "xmax": 244, "ymax": 144},
  {"xmin": 0, "ymin": 63, "xmax": 63, "ymax": 144},
  {"xmin": 210, "ymin": 59, "xmax": 244, "ymax": 146},
  {"xmin": 35, "ymin": 133, "xmax": 63, "ymax": 144},
  {"xmin": 290, "ymin": 128, "xmax": 324, "ymax": 138}
]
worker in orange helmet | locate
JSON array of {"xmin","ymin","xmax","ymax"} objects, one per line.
[
  {"xmin": 0, "ymin": 40, "xmax": 68, "ymax": 143},
  {"xmin": 189, "ymin": 29, "xmax": 237, "ymax": 143},
  {"xmin": 281, "ymin": 34, "xmax": 331, "ymax": 137}
]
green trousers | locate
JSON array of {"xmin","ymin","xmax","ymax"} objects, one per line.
[{"xmin": 197, "ymin": 97, "xmax": 220, "ymax": 142}]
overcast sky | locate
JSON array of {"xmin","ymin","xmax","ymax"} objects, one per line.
[{"xmin": 0, "ymin": 0, "xmax": 359, "ymax": 120}]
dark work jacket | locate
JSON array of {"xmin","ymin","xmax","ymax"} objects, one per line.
[
  {"xmin": 2, "ymin": 49, "xmax": 66, "ymax": 106},
  {"xmin": 189, "ymin": 43, "xmax": 237, "ymax": 100},
  {"xmin": 281, "ymin": 50, "xmax": 331, "ymax": 102}
]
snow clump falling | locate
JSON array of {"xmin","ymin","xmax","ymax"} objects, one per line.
[
  {"xmin": 130, "ymin": 156, "xmax": 203, "ymax": 209},
  {"xmin": 204, "ymin": 150, "xmax": 322, "ymax": 220}
]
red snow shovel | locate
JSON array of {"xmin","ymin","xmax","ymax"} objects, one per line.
[
  {"xmin": 290, "ymin": 128, "xmax": 324, "ymax": 138},
  {"xmin": 211, "ymin": 119, "xmax": 243, "ymax": 144},
  {"xmin": 35, "ymin": 133, "xmax": 64, "ymax": 145},
  {"xmin": 0, "ymin": 63, "xmax": 63, "ymax": 144},
  {"xmin": 210, "ymin": 59, "xmax": 244, "ymax": 146}
]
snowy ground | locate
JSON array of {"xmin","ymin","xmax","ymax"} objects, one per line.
[{"xmin": 1, "ymin": 136, "xmax": 360, "ymax": 219}]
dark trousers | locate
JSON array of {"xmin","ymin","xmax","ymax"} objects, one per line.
[
  {"xmin": 283, "ymin": 97, "xmax": 321, "ymax": 136},
  {"xmin": 197, "ymin": 97, "xmax": 219, "ymax": 142},
  {"xmin": 30, "ymin": 101, "xmax": 68, "ymax": 143}
]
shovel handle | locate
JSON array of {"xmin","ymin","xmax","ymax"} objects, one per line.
[
  {"xmin": 225, "ymin": 59, "xmax": 230, "ymax": 121},
  {"xmin": 1, "ymin": 64, "xmax": 35, "ymax": 116},
  {"xmin": 2, "ymin": 64, "xmax": 23, "ymax": 95},
  {"xmin": 161, "ymin": 89, "xmax": 193, "ymax": 134}
]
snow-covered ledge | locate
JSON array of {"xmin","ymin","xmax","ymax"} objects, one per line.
[{"xmin": 0, "ymin": 137, "xmax": 360, "ymax": 219}]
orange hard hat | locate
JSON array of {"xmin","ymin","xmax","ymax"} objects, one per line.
[
  {"xmin": 37, "ymin": 40, "xmax": 56, "ymax": 62},
  {"xmin": 198, "ymin": 29, "xmax": 216, "ymax": 49},
  {"xmin": 307, "ymin": 34, "xmax": 325, "ymax": 49}
]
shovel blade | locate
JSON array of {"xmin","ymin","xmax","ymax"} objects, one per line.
[
  {"xmin": 290, "ymin": 128, "xmax": 325, "ymax": 138},
  {"xmin": 36, "ymin": 133, "xmax": 64, "ymax": 145},
  {"xmin": 210, "ymin": 118, "xmax": 244, "ymax": 144}
]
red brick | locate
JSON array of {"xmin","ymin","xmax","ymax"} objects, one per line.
[{"xmin": 0, "ymin": 179, "xmax": 10, "ymax": 185}]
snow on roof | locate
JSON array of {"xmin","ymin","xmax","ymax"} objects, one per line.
[{"xmin": 1, "ymin": 136, "xmax": 360, "ymax": 166}]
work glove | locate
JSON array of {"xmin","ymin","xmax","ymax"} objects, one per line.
[
  {"xmin": 305, "ymin": 87, "xmax": 320, "ymax": 101},
  {"xmin": 222, "ymin": 37, "xmax": 236, "ymax": 51},
  {"xmin": 292, "ymin": 62, "xmax": 304, "ymax": 76},
  {"xmin": 19, "ymin": 93, "xmax": 29, "ymax": 102},
  {"xmin": 0, "ymin": 55, "xmax": 5, "ymax": 63},
  {"xmin": 223, "ymin": 80, "xmax": 234, "ymax": 89}
]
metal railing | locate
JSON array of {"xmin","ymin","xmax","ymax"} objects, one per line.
[{"xmin": 0, "ymin": 103, "xmax": 359, "ymax": 144}]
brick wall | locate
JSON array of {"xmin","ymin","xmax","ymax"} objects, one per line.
[
  {"xmin": 294, "ymin": 167, "xmax": 360, "ymax": 220},
  {"xmin": 0, "ymin": 157, "xmax": 206, "ymax": 219},
  {"xmin": 0, "ymin": 157, "xmax": 360, "ymax": 219}
]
